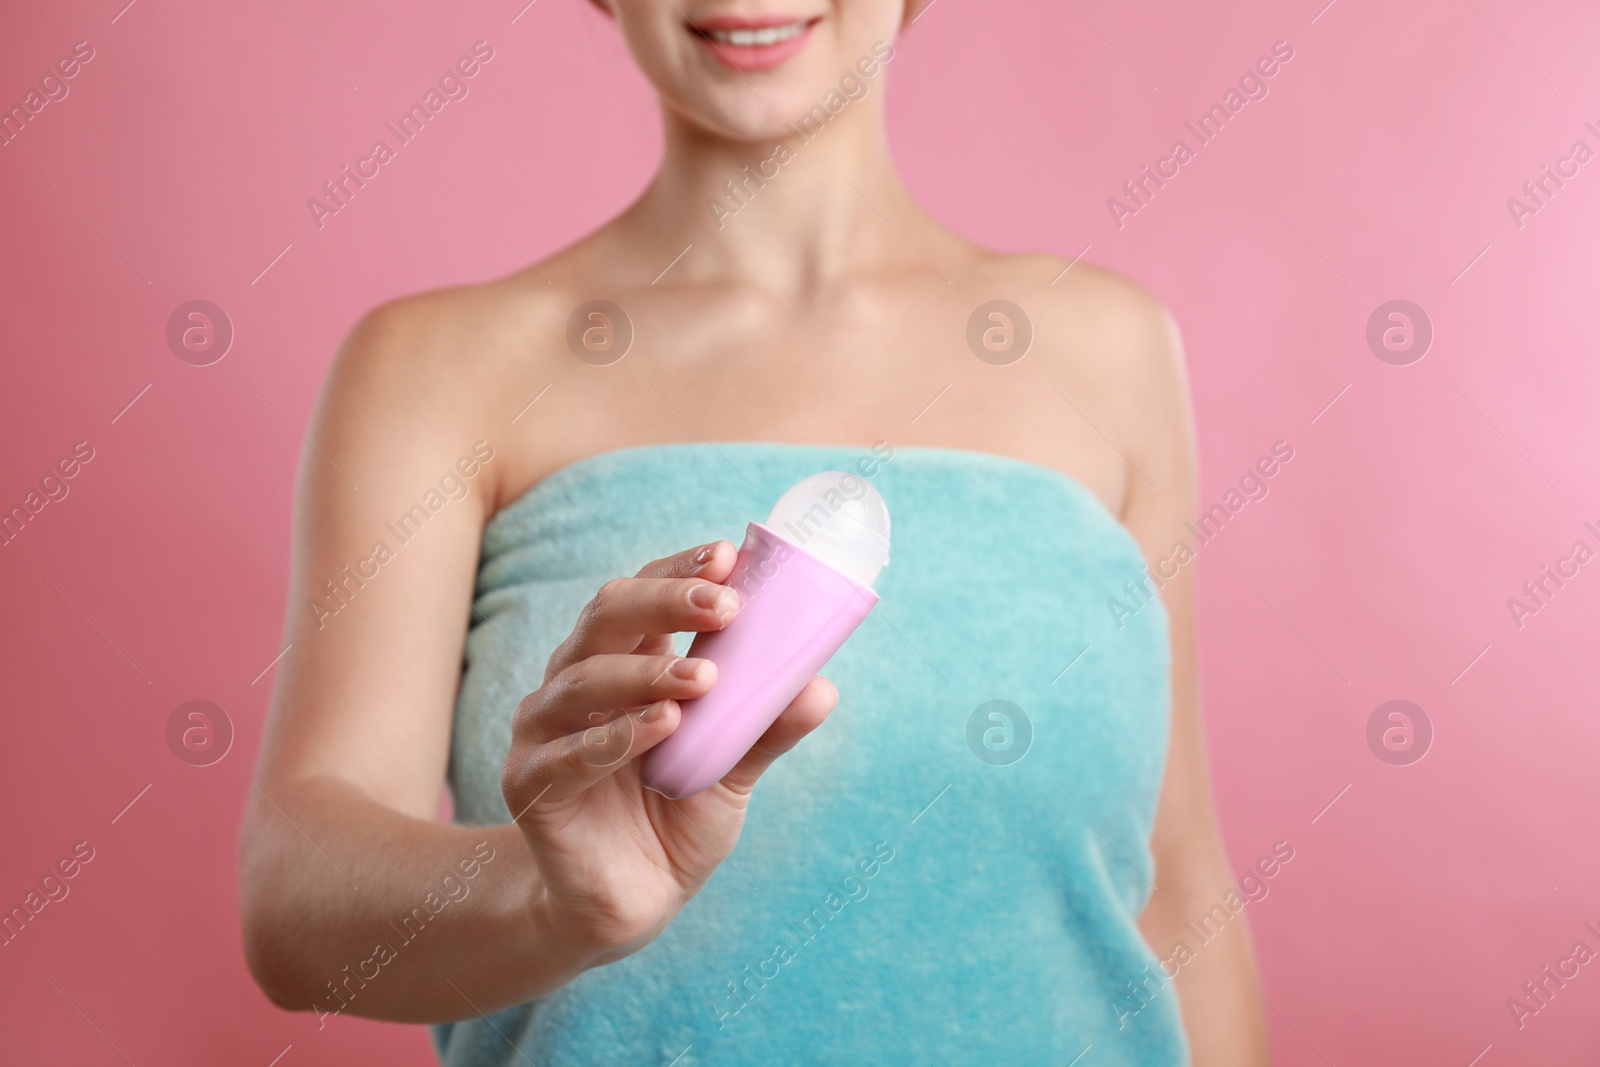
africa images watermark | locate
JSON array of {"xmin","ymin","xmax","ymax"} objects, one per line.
[
  {"xmin": 767, "ymin": 440, "xmax": 894, "ymax": 549},
  {"xmin": 1505, "ymin": 119, "xmax": 1600, "ymax": 231},
  {"xmin": 1107, "ymin": 39, "xmax": 1296, "ymax": 229},
  {"xmin": 1504, "ymin": 521, "xmax": 1599, "ymax": 631},
  {"xmin": 309, "ymin": 441, "xmax": 496, "ymax": 629},
  {"xmin": 0, "ymin": 40, "xmax": 96, "ymax": 149},
  {"xmin": 1107, "ymin": 441, "xmax": 1295, "ymax": 629},
  {"xmin": 1, "ymin": 440, "xmax": 96, "ymax": 549},
  {"xmin": 707, "ymin": 840, "xmax": 896, "ymax": 1032},
  {"xmin": 1111, "ymin": 840, "xmax": 1296, "ymax": 1031},
  {"xmin": 306, "ymin": 41, "xmax": 496, "ymax": 230},
  {"xmin": 1505, "ymin": 919, "xmax": 1600, "ymax": 1031},
  {"xmin": 313, "ymin": 840, "xmax": 497, "ymax": 1028},
  {"xmin": 706, "ymin": 39, "xmax": 896, "ymax": 231},
  {"xmin": 1, "ymin": 840, "xmax": 97, "ymax": 949}
]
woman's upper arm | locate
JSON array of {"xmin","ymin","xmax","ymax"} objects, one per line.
[
  {"xmin": 255, "ymin": 297, "xmax": 503, "ymax": 819},
  {"xmin": 1106, "ymin": 287, "xmax": 1231, "ymax": 892}
]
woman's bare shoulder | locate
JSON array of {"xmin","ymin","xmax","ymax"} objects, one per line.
[
  {"xmin": 321, "ymin": 217, "xmax": 635, "ymax": 422},
  {"xmin": 957, "ymin": 243, "xmax": 1188, "ymax": 428},
  {"xmin": 964, "ymin": 245, "xmax": 1195, "ymax": 506},
  {"xmin": 965, "ymin": 246, "xmax": 1181, "ymax": 369},
  {"xmin": 340, "ymin": 270, "xmax": 573, "ymax": 388},
  {"xmin": 307, "ymin": 262, "xmax": 591, "ymax": 512}
]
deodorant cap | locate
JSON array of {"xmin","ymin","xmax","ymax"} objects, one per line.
[{"xmin": 765, "ymin": 471, "xmax": 891, "ymax": 588}]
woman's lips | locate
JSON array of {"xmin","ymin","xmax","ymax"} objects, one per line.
[{"xmin": 689, "ymin": 15, "xmax": 820, "ymax": 72}]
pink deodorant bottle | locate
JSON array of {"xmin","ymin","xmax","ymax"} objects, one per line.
[{"xmin": 640, "ymin": 471, "xmax": 891, "ymax": 799}]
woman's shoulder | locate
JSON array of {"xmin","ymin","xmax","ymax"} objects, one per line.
[
  {"xmin": 307, "ymin": 263, "xmax": 593, "ymax": 514},
  {"xmin": 961, "ymin": 243, "xmax": 1187, "ymax": 405},
  {"xmin": 953, "ymin": 242, "xmax": 1195, "ymax": 513},
  {"xmin": 964, "ymin": 243, "xmax": 1178, "ymax": 352},
  {"xmin": 340, "ymin": 268, "xmax": 575, "ymax": 382},
  {"xmin": 324, "ymin": 216, "xmax": 643, "ymax": 418},
  {"xmin": 323, "ymin": 253, "xmax": 603, "ymax": 433}
]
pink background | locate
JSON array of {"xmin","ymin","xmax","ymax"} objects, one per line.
[{"xmin": 2, "ymin": 0, "xmax": 1596, "ymax": 1063}]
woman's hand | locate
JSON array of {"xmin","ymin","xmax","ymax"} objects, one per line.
[{"xmin": 500, "ymin": 539, "xmax": 837, "ymax": 966}]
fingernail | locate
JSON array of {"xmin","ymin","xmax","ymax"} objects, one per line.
[
  {"xmin": 669, "ymin": 657, "xmax": 705, "ymax": 681},
  {"xmin": 694, "ymin": 543, "xmax": 716, "ymax": 564},
  {"xmin": 640, "ymin": 700, "xmax": 667, "ymax": 723},
  {"xmin": 689, "ymin": 582, "xmax": 723, "ymax": 609}
]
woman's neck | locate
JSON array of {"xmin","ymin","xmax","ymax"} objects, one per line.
[{"xmin": 616, "ymin": 98, "xmax": 934, "ymax": 296}]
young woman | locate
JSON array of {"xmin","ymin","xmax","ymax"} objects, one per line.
[{"xmin": 239, "ymin": 2, "xmax": 1271, "ymax": 1063}]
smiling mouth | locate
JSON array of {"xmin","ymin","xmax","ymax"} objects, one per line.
[
  {"xmin": 688, "ymin": 15, "xmax": 822, "ymax": 71},
  {"xmin": 698, "ymin": 20, "xmax": 814, "ymax": 47}
]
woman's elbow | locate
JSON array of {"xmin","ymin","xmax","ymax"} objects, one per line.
[
  {"xmin": 245, "ymin": 939, "xmax": 309, "ymax": 1012},
  {"xmin": 238, "ymin": 821, "xmax": 316, "ymax": 1012}
]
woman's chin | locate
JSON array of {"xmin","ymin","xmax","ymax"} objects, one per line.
[{"xmin": 670, "ymin": 93, "xmax": 822, "ymax": 146}]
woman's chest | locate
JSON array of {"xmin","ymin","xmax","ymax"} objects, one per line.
[{"xmin": 496, "ymin": 332, "xmax": 1132, "ymax": 524}]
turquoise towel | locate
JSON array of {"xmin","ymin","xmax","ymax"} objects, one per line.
[{"xmin": 436, "ymin": 442, "xmax": 1188, "ymax": 1066}]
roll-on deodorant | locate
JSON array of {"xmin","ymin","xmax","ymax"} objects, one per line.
[{"xmin": 640, "ymin": 472, "xmax": 890, "ymax": 799}]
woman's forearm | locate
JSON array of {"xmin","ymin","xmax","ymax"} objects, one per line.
[{"xmin": 239, "ymin": 774, "xmax": 592, "ymax": 1024}]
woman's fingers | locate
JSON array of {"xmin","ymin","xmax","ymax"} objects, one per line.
[
  {"xmin": 713, "ymin": 676, "xmax": 839, "ymax": 799},
  {"xmin": 516, "ymin": 654, "xmax": 716, "ymax": 743},
  {"xmin": 634, "ymin": 539, "xmax": 736, "ymax": 582},
  {"xmin": 503, "ymin": 699, "xmax": 684, "ymax": 813},
  {"xmin": 544, "ymin": 541, "xmax": 739, "ymax": 677},
  {"xmin": 506, "ymin": 539, "xmax": 746, "ymax": 815},
  {"xmin": 629, "ymin": 540, "xmax": 736, "ymax": 658},
  {"xmin": 553, "ymin": 578, "xmax": 737, "ymax": 668}
]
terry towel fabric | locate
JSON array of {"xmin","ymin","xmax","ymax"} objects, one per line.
[{"xmin": 434, "ymin": 442, "xmax": 1188, "ymax": 1066}]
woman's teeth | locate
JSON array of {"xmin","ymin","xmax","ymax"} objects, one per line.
[{"xmin": 704, "ymin": 22, "xmax": 808, "ymax": 47}]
